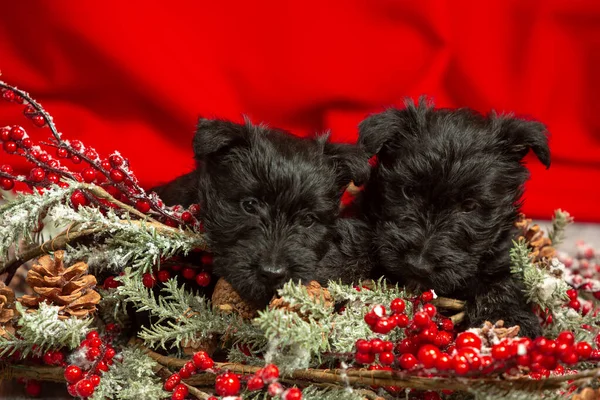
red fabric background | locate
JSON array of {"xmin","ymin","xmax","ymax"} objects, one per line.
[{"xmin": 0, "ymin": 1, "xmax": 599, "ymax": 221}]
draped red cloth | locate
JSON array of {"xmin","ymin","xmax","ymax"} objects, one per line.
[{"xmin": 1, "ymin": 1, "xmax": 599, "ymax": 220}]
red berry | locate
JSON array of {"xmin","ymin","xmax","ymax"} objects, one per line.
[
  {"xmin": 25, "ymin": 380, "xmax": 42, "ymax": 397},
  {"xmin": 3, "ymin": 141, "xmax": 17, "ymax": 153},
  {"xmin": 103, "ymin": 276, "xmax": 120, "ymax": 289},
  {"xmin": 51, "ymin": 351, "xmax": 64, "ymax": 365},
  {"xmin": 0, "ymin": 164, "xmax": 13, "ymax": 174},
  {"xmin": 43, "ymin": 351, "xmax": 55, "ymax": 365},
  {"xmin": 364, "ymin": 310, "xmax": 378, "ymax": 326},
  {"xmin": 379, "ymin": 351, "xmax": 394, "ymax": 365},
  {"xmin": 418, "ymin": 327, "xmax": 438, "ymax": 344},
  {"xmin": 181, "ymin": 211, "xmax": 194, "ymax": 223},
  {"xmin": 355, "ymin": 339, "xmax": 371, "ymax": 354},
  {"xmin": 456, "ymin": 332, "xmax": 482, "ymax": 350},
  {"xmin": 559, "ymin": 349, "xmax": 578, "ymax": 365},
  {"xmin": 174, "ymin": 384, "xmax": 189, "ymax": 396},
  {"xmin": 418, "ymin": 344, "xmax": 441, "ymax": 368},
  {"xmin": 89, "ymin": 337, "xmax": 103, "ymax": 348},
  {"xmin": 398, "ymin": 353, "xmax": 418, "ymax": 370},
  {"xmin": 86, "ymin": 331, "xmax": 100, "ymax": 340},
  {"xmin": 195, "ymin": 272, "xmax": 211, "ymax": 287},
  {"xmin": 179, "ymin": 367, "xmax": 191, "ymax": 379},
  {"xmin": 76, "ymin": 379, "xmax": 95, "ymax": 397},
  {"xmin": 355, "ymin": 351, "xmax": 375, "ymax": 364},
  {"xmin": 157, "ymin": 270, "xmax": 171, "ymax": 282},
  {"xmin": 171, "ymin": 392, "xmax": 185, "ymax": 400},
  {"xmin": 136, "ymin": 200, "xmax": 151, "ymax": 213},
  {"xmin": 67, "ymin": 384, "xmax": 78, "ymax": 397},
  {"xmin": 104, "ymin": 348, "xmax": 116, "ymax": 361},
  {"xmin": 64, "ymin": 365, "xmax": 83, "ymax": 383},
  {"xmin": 71, "ymin": 155, "xmax": 82, "ymax": 164},
  {"xmin": 96, "ymin": 360, "xmax": 109, "ymax": 373},
  {"xmin": 110, "ymin": 169, "xmax": 125, "ymax": 183},
  {"xmin": 370, "ymin": 338, "xmax": 385, "ymax": 354},
  {"xmin": 540, "ymin": 339, "xmax": 557, "ymax": 355},
  {"xmin": 423, "ymin": 303, "xmax": 437, "ymax": 317},
  {"xmin": 184, "ymin": 360, "xmax": 197, "ymax": 374},
  {"xmin": 454, "ymin": 361, "xmax": 470, "ymax": 375},
  {"xmin": 215, "ymin": 372, "xmax": 241, "ymax": 396},
  {"xmin": 568, "ymin": 299, "xmax": 581, "ymax": 311},
  {"xmin": 89, "ymin": 374, "xmax": 101, "ymax": 387},
  {"xmin": 394, "ymin": 313, "xmax": 410, "ymax": 328},
  {"xmin": 382, "ymin": 340, "xmax": 394, "ymax": 352},
  {"xmin": 454, "ymin": 347, "xmax": 481, "ymax": 370},
  {"xmin": 435, "ymin": 353, "xmax": 452, "ymax": 370},
  {"xmin": 142, "ymin": 273, "xmax": 156, "ymax": 288},
  {"xmin": 201, "ymin": 253, "xmax": 213, "ymax": 264},
  {"xmin": 413, "ymin": 311, "xmax": 430, "ymax": 328},
  {"xmin": 261, "ymin": 364, "xmax": 280, "ymax": 382},
  {"xmin": 390, "ymin": 298, "xmax": 406, "ymax": 314},
  {"xmin": 2, "ymin": 89, "xmax": 15, "ymax": 101},
  {"xmin": 182, "ymin": 267, "xmax": 196, "ymax": 280},
  {"xmin": 421, "ymin": 290, "xmax": 434, "ymax": 302},
  {"xmin": 491, "ymin": 343, "xmax": 511, "ymax": 360},
  {"xmin": 56, "ymin": 148, "xmax": 69, "ymax": 158},
  {"xmin": 47, "ymin": 173, "xmax": 60, "ymax": 184},
  {"xmin": 434, "ymin": 331, "xmax": 453, "ymax": 348},
  {"xmin": 423, "ymin": 392, "xmax": 441, "ymax": 400},
  {"xmin": 557, "ymin": 331, "xmax": 575, "ymax": 346},
  {"xmin": 164, "ymin": 374, "xmax": 181, "ymax": 391},
  {"xmin": 396, "ymin": 338, "xmax": 418, "ymax": 355},
  {"xmin": 283, "ymin": 387, "xmax": 303, "ymax": 400},
  {"xmin": 247, "ymin": 375, "xmax": 265, "ymax": 391},
  {"xmin": 268, "ymin": 382, "xmax": 284, "ymax": 396},
  {"xmin": 576, "ymin": 342, "xmax": 592, "ymax": 359},
  {"xmin": 517, "ymin": 354, "xmax": 531, "ymax": 366},
  {"xmin": 566, "ymin": 289, "xmax": 578, "ymax": 300},
  {"xmin": 0, "ymin": 178, "xmax": 14, "ymax": 190},
  {"xmin": 109, "ymin": 154, "xmax": 124, "ymax": 167},
  {"xmin": 372, "ymin": 317, "xmax": 394, "ymax": 334},
  {"xmin": 82, "ymin": 168, "xmax": 96, "ymax": 183},
  {"xmin": 70, "ymin": 190, "xmax": 89, "ymax": 209},
  {"xmin": 87, "ymin": 347, "xmax": 102, "ymax": 361},
  {"xmin": 10, "ymin": 126, "xmax": 26, "ymax": 140}
]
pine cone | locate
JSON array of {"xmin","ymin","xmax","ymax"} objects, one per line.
[
  {"xmin": 0, "ymin": 282, "xmax": 17, "ymax": 337},
  {"xmin": 572, "ymin": 388, "xmax": 600, "ymax": 400},
  {"xmin": 515, "ymin": 214, "xmax": 556, "ymax": 264},
  {"xmin": 18, "ymin": 251, "xmax": 101, "ymax": 320},
  {"xmin": 211, "ymin": 278, "xmax": 258, "ymax": 319},
  {"xmin": 269, "ymin": 281, "xmax": 334, "ymax": 320}
]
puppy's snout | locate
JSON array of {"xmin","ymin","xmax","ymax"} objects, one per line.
[
  {"xmin": 258, "ymin": 264, "xmax": 286, "ymax": 284},
  {"xmin": 405, "ymin": 253, "xmax": 434, "ymax": 273}
]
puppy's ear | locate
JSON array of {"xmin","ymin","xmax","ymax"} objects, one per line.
[
  {"xmin": 321, "ymin": 139, "xmax": 371, "ymax": 187},
  {"xmin": 493, "ymin": 114, "xmax": 551, "ymax": 168},
  {"xmin": 357, "ymin": 109, "xmax": 403, "ymax": 157},
  {"xmin": 358, "ymin": 98, "xmax": 432, "ymax": 157},
  {"xmin": 193, "ymin": 118, "xmax": 249, "ymax": 160}
]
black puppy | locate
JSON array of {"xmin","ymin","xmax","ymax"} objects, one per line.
[
  {"xmin": 358, "ymin": 99, "xmax": 550, "ymax": 337},
  {"xmin": 153, "ymin": 118, "xmax": 372, "ymax": 307}
]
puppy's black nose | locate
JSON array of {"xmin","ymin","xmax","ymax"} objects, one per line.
[{"xmin": 258, "ymin": 264, "xmax": 286, "ymax": 283}]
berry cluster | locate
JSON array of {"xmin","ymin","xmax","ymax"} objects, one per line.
[
  {"xmin": 63, "ymin": 330, "xmax": 117, "ymax": 398},
  {"xmin": 355, "ymin": 295, "xmax": 597, "ymax": 381},
  {"xmin": 164, "ymin": 351, "xmax": 215, "ymax": 399},
  {"xmin": 142, "ymin": 254, "xmax": 213, "ymax": 289},
  {"xmin": 0, "ymin": 82, "xmax": 201, "ymax": 229}
]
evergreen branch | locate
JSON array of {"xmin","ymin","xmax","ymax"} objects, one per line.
[
  {"xmin": 327, "ymin": 279, "xmax": 412, "ymax": 315},
  {"xmin": 118, "ymin": 270, "xmax": 232, "ymax": 350},
  {"xmin": 0, "ymin": 303, "xmax": 91, "ymax": 358},
  {"xmin": 548, "ymin": 209, "xmax": 573, "ymax": 247},
  {"xmin": 90, "ymin": 347, "xmax": 168, "ymax": 400}
]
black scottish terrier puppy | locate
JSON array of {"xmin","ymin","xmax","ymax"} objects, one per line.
[
  {"xmin": 153, "ymin": 118, "xmax": 372, "ymax": 307},
  {"xmin": 358, "ymin": 99, "xmax": 550, "ymax": 337}
]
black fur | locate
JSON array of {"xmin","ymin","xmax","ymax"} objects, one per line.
[
  {"xmin": 152, "ymin": 118, "xmax": 372, "ymax": 307},
  {"xmin": 358, "ymin": 98, "xmax": 550, "ymax": 337}
]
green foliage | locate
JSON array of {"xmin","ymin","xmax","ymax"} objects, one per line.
[
  {"xmin": 90, "ymin": 347, "xmax": 168, "ymax": 400},
  {"xmin": 0, "ymin": 303, "xmax": 91, "ymax": 358},
  {"xmin": 0, "ymin": 184, "xmax": 80, "ymax": 262},
  {"xmin": 548, "ymin": 209, "xmax": 573, "ymax": 247},
  {"xmin": 116, "ymin": 269, "xmax": 234, "ymax": 350},
  {"xmin": 47, "ymin": 204, "xmax": 203, "ymax": 274},
  {"xmin": 510, "ymin": 239, "xmax": 568, "ymax": 312}
]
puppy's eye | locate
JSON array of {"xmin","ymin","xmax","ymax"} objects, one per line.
[
  {"xmin": 461, "ymin": 199, "xmax": 480, "ymax": 212},
  {"xmin": 300, "ymin": 213, "xmax": 317, "ymax": 228},
  {"xmin": 241, "ymin": 198, "xmax": 260, "ymax": 215}
]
